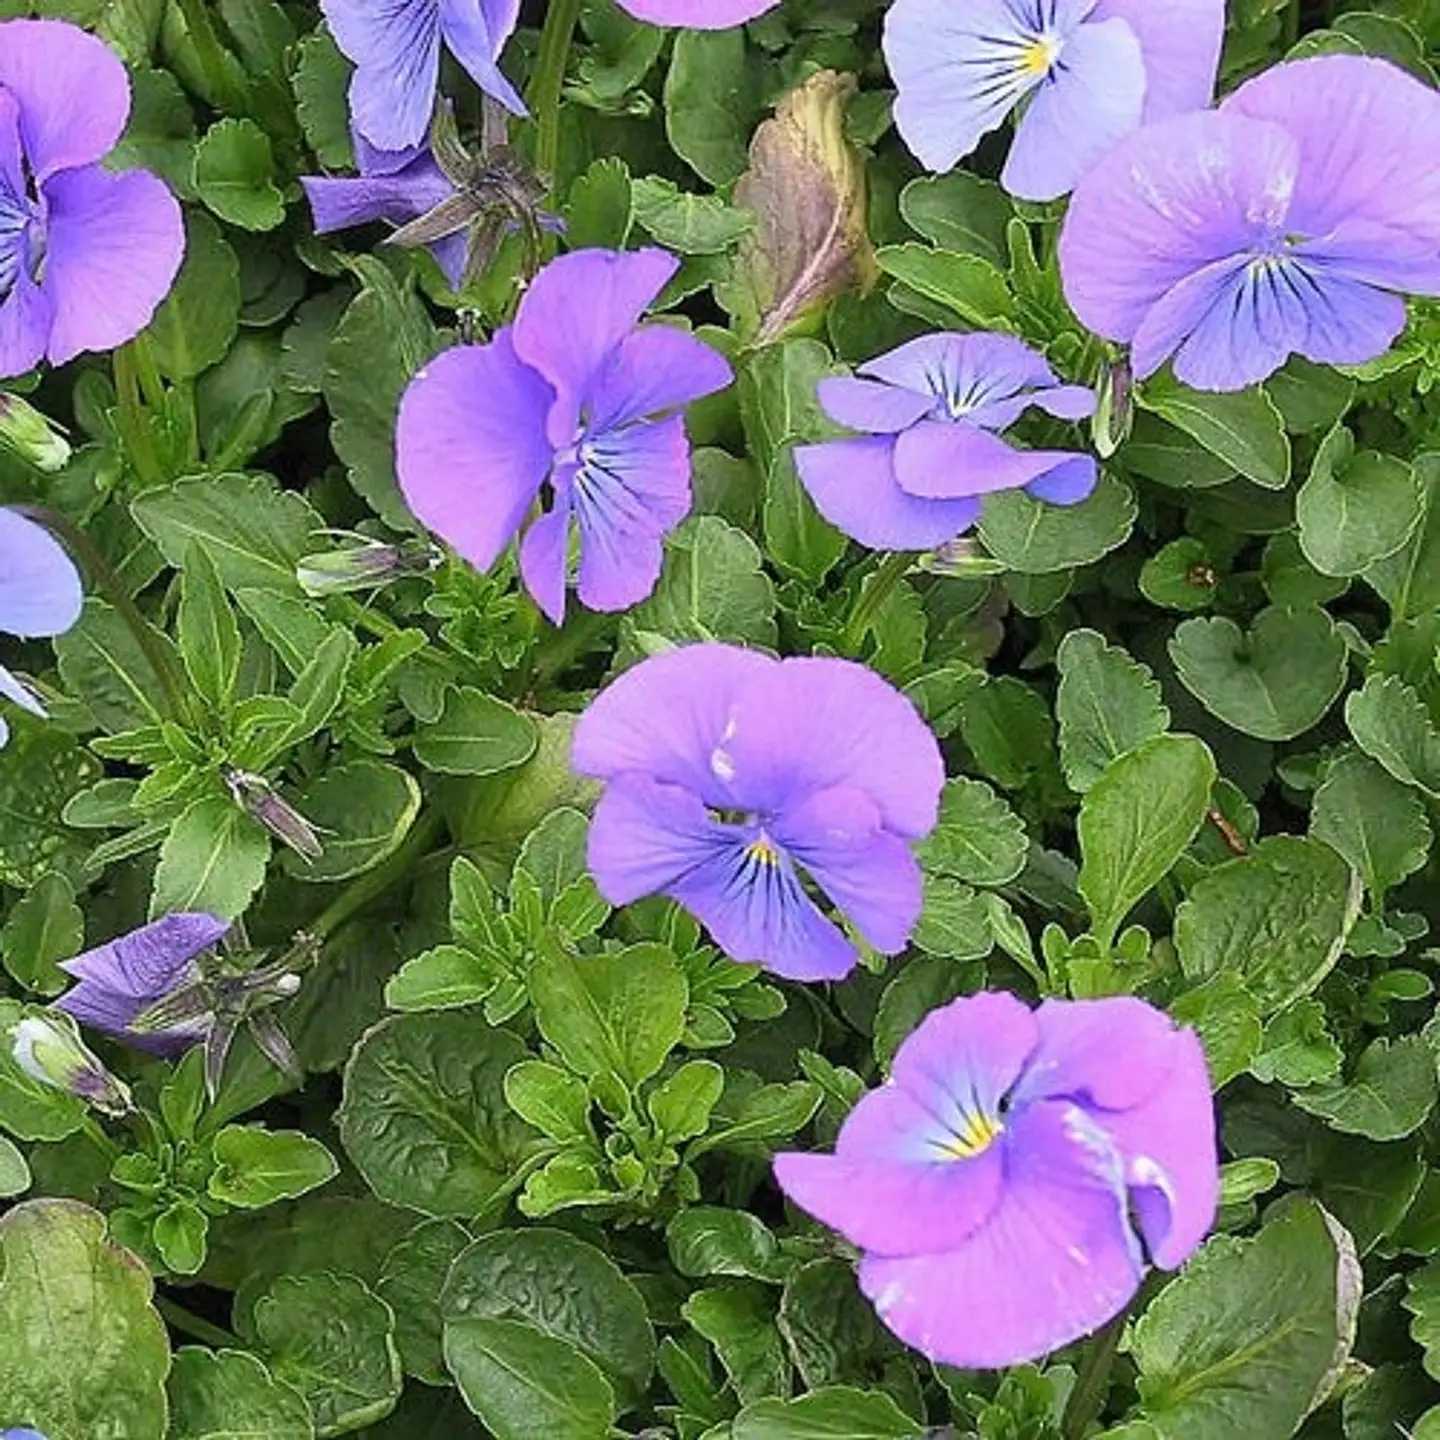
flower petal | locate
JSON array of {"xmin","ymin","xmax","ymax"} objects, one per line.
[
  {"xmin": 1092, "ymin": 0, "xmax": 1224, "ymax": 120},
  {"xmin": 859, "ymin": 1100, "xmax": 1144, "ymax": 1369},
  {"xmin": 0, "ymin": 19, "xmax": 131, "ymax": 178},
  {"xmin": 323, "ymin": 0, "xmax": 442, "ymax": 152},
  {"xmin": 816, "ymin": 376, "xmax": 935, "ymax": 434},
  {"xmin": 795, "ymin": 437, "xmax": 982, "ymax": 550},
  {"xmin": 518, "ymin": 497, "xmax": 571, "ymax": 626},
  {"xmin": 1002, "ymin": 18, "xmax": 1145, "ymax": 201},
  {"xmin": 396, "ymin": 330, "xmax": 555, "ymax": 571},
  {"xmin": 438, "ymin": 0, "xmax": 526, "ymax": 115},
  {"xmin": 0, "ymin": 662, "xmax": 45, "ymax": 719},
  {"xmin": 893, "ymin": 421, "xmax": 1065, "ymax": 499},
  {"xmin": 1025, "ymin": 455, "xmax": 1099, "ymax": 505},
  {"xmin": 614, "ymin": 0, "xmax": 781, "ymax": 26},
  {"xmin": 586, "ymin": 326, "xmax": 733, "ymax": 433},
  {"xmin": 302, "ymin": 157, "xmax": 453, "ymax": 235},
  {"xmin": 0, "ymin": 266, "xmax": 50, "ymax": 380},
  {"xmin": 0, "ymin": 508, "xmax": 82, "ymax": 638},
  {"xmin": 585, "ymin": 772, "xmax": 726, "ymax": 906},
  {"xmin": 41, "ymin": 165, "xmax": 184, "ymax": 365},
  {"xmin": 60, "ymin": 913, "xmax": 229, "ymax": 996}
]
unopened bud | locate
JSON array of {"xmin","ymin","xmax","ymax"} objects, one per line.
[
  {"xmin": 1091, "ymin": 357, "xmax": 1133, "ymax": 460},
  {"xmin": 296, "ymin": 536, "xmax": 441, "ymax": 596},
  {"xmin": 0, "ymin": 393, "xmax": 70, "ymax": 473},
  {"xmin": 10, "ymin": 1013, "xmax": 132, "ymax": 1117},
  {"xmin": 224, "ymin": 769, "xmax": 324, "ymax": 862},
  {"xmin": 919, "ymin": 536, "xmax": 1006, "ymax": 578}
]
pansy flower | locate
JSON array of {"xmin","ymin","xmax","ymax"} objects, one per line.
[
  {"xmin": 571, "ymin": 643, "xmax": 944, "ymax": 982},
  {"xmin": 0, "ymin": 508, "xmax": 83, "ymax": 746},
  {"xmin": 884, "ymin": 0, "xmax": 1225, "ymax": 200},
  {"xmin": 776, "ymin": 992, "xmax": 1218, "ymax": 1368},
  {"xmin": 0, "ymin": 19, "xmax": 183, "ymax": 379},
  {"xmin": 1059, "ymin": 55, "xmax": 1440, "ymax": 392},
  {"xmin": 795, "ymin": 333, "xmax": 1097, "ymax": 552},
  {"xmin": 322, "ymin": 0, "xmax": 524, "ymax": 154},
  {"xmin": 398, "ymin": 247, "xmax": 732, "ymax": 623},
  {"xmin": 615, "ymin": 0, "xmax": 781, "ymax": 27}
]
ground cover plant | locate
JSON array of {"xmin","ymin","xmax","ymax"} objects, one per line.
[{"xmin": 3, "ymin": 0, "xmax": 1440, "ymax": 1436}]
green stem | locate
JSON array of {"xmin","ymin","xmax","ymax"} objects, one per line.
[
  {"xmin": 307, "ymin": 810, "xmax": 446, "ymax": 941},
  {"xmin": 112, "ymin": 346, "xmax": 166, "ymax": 488},
  {"xmin": 528, "ymin": 0, "xmax": 584, "ymax": 195},
  {"xmin": 79, "ymin": 1115, "xmax": 121, "ymax": 1163},
  {"xmin": 1282, "ymin": 0, "xmax": 1302, "ymax": 48},
  {"xmin": 1061, "ymin": 1307, "xmax": 1128, "ymax": 1439},
  {"xmin": 842, "ymin": 552, "xmax": 913, "ymax": 654},
  {"xmin": 17, "ymin": 506, "xmax": 192, "ymax": 724},
  {"xmin": 157, "ymin": 1296, "xmax": 243, "ymax": 1350}
]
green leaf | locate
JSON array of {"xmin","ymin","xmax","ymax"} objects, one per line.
[
  {"xmin": 291, "ymin": 28, "xmax": 353, "ymax": 170},
  {"xmin": 731, "ymin": 1387, "xmax": 920, "ymax": 1440},
  {"xmin": 1310, "ymin": 752, "xmax": 1432, "ymax": 900},
  {"xmin": 978, "ymin": 471, "xmax": 1138, "ymax": 574},
  {"xmin": 338, "ymin": 1012, "xmax": 537, "ymax": 1218},
  {"xmin": 150, "ymin": 795, "xmax": 269, "ymax": 920},
  {"xmin": 1169, "ymin": 606, "xmax": 1348, "ymax": 741},
  {"xmin": 178, "ymin": 543, "xmax": 241, "ymax": 710},
  {"xmin": 323, "ymin": 255, "xmax": 443, "ymax": 529},
  {"xmin": 441, "ymin": 1227, "xmax": 654, "ymax": 1400},
  {"xmin": 778, "ymin": 1260, "xmax": 901, "ymax": 1394},
  {"xmin": 1168, "ymin": 974, "xmax": 1264, "ymax": 1089},
  {"xmin": 1365, "ymin": 453, "xmax": 1440, "ymax": 620},
  {"xmin": 898, "ymin": 172, "xmax": 1011, "ymax": 265},
  {"xmin": 132, "ymin": 471, "xmax": 324, "ymax": 596},
  {"xmin": 153, "ymin": 1199, "xmax": 210, "ymax": 1275},
  {"xmin": 664, "ymin": 28, "xmax": 763, "ymax": 186},
  {"xmin": 0, "ymin": 721, "xmax": 100, "ymax": 889},
  {"xmin": 1077, "ymin": 734, "xmax": 1216, "ymax": 947},
  {"xmin": 1140, "ymin": 537, "xmax": 1221, "ymax": 613},
  {"xmin": 683, "ymin": 1283, "xmax": 790, "ymax": 1404},
  {"xmin": 1297, "ymin": 426, "xmax": 1421, "ymax": 576},
  {"xmin": 669, "ymin": 1207, "xmax": 789, "ymax": 1283},
  {"xmin": 503, "ymin": 1060, "xmax": 592, "ymax": 1144},
  {"xmin": 1345, "ymin": 673, "xmax": 1440, "ymax": 798},
  {"xmin": 54, "ymin": 598, "xmax": 174, "ymax": 732},
  {"xmin": 632, "ymin": 176, "xmax": 753, "ymax": 253},
  {"xmin": 384, "ymin": 945, "xmax": 495, "ymax": 1013},
  {"xmin": 1293, "ymin": 1036, "xmax": 1439, "ymax": 1141},
  {"xmin": 916, "ymin": 776, "xmax": 1027, "ymax": 887},
  {"xmin": 146, "ymin": 210, "xmax": 241, "ymax": 379},
  {"xmin": 1055, "ymin": 629, "xmax": 1171, "ymax": 792},
  {"xmin": 763, "ymin": 448, "xmax": 848, "ymax": 584},
  {"xmin": 529, "ymin": 941, "xmax": 688, "ymax": 1088},
  {"xmin": 875, "ymin": 243, "xmax": 1014, "ymax": 328},
  {"xmin": 565, "ymin": 157, "xmax": 633, "ymax": 250},
  {"xmin": 911, "ymin": 877, "xmax": 993, "ymax": 962},
  {"xmin": 168, "ymin": 1347, "xmax": 314, "ymax": 1440},
  {"xmin": 1175, "ymin": 836, "xmax": 1362, "ymax": 1014},
  {"xmin": 208, "ymin": 1124, "xmax": 339, "ymax": 1209},
  {"xmin": 444, "ymin": 1316, "xmax": 616, "ymax": 1440},
  {"xmin": 1138, "ymin": 374, "xmax": 1291, "ymax": 489},
  {"xmin": 0, "ymin": 1199, "xmax": 170, "ymax": 1440},
  {"xmin": 413, "ymin": 687, "xmax": 539, "ymax": 776},
  {"xmin": 0, "ymin": 1000, "xmax": 87, "ymax": 1142},
  {"xmin": 0, "ymin": 1132, "xmax": 32, "ymax": 1197},
  {"xmin": 376, "ymin": 1218, "xmax": 471, "ymax": 1387},
  {"xmin": 254, "ymin": 1273, "xmax": 402, "ymax": 1436},
  {"xmin": 284, "ymin": 759, "xmax": 420, "ymax": 883},
  {"xmin": 1, "ymin": 870, "xmax": 82, "ymax": 996},
  {"xmin": 1131, "ymin": 1200, "xmax": 1358, "ymax": 1440},
  {"xmin": 193, "ymin": 117, "xmax": 285, "ymax": 229},
  {"xmin": 649, "ymin": 1058, "xmax": 725, "ymax": 1143},
  {"xmin": 1404, "ymin": 1259, "xmax": 1440, "ymax": 1381}
]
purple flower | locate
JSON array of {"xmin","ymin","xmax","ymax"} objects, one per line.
[
  {"xmin": 0, "ymin": 508, "xmax": 82, "ymax": 746},
  {"xmin": 4, "ymin": 1430, "xmax": 48, "ymax": 1439},
  {"xmin": 794, "ymin": 333, "xmax": 1097, "ymax": 552},
  {"xmin": 322, "ymin": 0, "xmax": 524, "ymax": 154},
  {"xmin": 397, "ymin": 248, "xmax": 732, "ymax": 623},
  {"xmin": 775, "ymin": 992, "xmax": 1218, "ymax": 1368},
  {"xmin": 1059, "ymin": 55, "xmax": 1440, "ymax": 392},
  {"xmin": 571, "ymin": 643, "xmax": 944, "ymax": 982},
  {"xmin": 884, "ymin": 0, "xmax": 1224, "ymax": 201},
  {"xmin": 55, "ymin": 913, "xmax": 230, "ymax": 1056},
  {"xmin": 614, "ymin": 0, "xmax": 781, "ymax": 26},
  {"xmin": 0, "ymin": 20, "xmax": 183, "ymax": 379}
]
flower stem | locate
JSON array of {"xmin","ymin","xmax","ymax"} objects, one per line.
[
  {"xmin": 529, "ymin": 0, "xmax": 584, "ymax": 196},
  {"xmin": 157, "ymin": 1296, "xmax": 243, "ymax": 1350},
  {"xmin": 79, "ymin": 1115, "xmax": 121, "ymax": 1163},
  {"xmin": 307, "ymin": 810, "xmax": 447, "ymax": 942},
  {"xmin": 112, "ymin": 345, "xmax": 167, "ymax": 488},
  {"xmin": 842, "ymin": 551, "xmax": 913, "ymax": 655},
  {"xmin": 1061, "ymin": 1307, "xmax": 1129, "ymax": 1439}
]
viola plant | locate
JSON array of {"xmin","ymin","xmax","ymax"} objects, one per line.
[{"xmin": 4, "ymin": 3, "xmax": 1440, "ymax": 1438}]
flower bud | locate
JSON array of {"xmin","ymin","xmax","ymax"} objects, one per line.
[
  {"xmin": 0, "ymin": 393, "xmax": 70, "ymax": 473},
  {"xmin": 1091, "ymin": 357, "xmax": 1133, "ymax": 460},
  {"xmin": 296, "ymin": 536, "xmax": 441, "ymax": 596},
  {"xmin": 9, "ymin": 1013, "xmax": 132, "ymax": 1117},
  {"xmin": 224, "ymin": 769, "xmax": 324, "ymax": 862}
]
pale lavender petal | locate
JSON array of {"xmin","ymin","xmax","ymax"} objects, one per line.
[
  {"xmin": 60, "ymin": 913, "xmax": 229, "ymax": 996},
  {"xmin": 1025, "ymin": 455, "xmax": 1099, "ymax": 505},
  {"xmin": 775, "ymin": 786, "xmax": 923, "ymax": 954},
  {"xmin": 0, "ymin": 268, "xmax": 49, "ymax": 379},
  {"xmin": 816, "ymin": 377, "xmax": 934, "ymax": 434},
  {"xmin": 587, "ymin": 326, "xmax": 733, "ymax": 433},
  {"xmin": 0, "ymin": 19, "xmax": 130, "ymax": 178},
  {"xmin": 1295, "ymin": 220, "xmax": 1440, "ymax": 297},
  {"xmin": 302, "ymin": 158, "xmax": 452, "ymax": 235},
  {"xmin": 396, "ymin": 331, "xmax": 555, "ymax": 572},
  {"xmin": 1058, "ymin": 110, "xmax": 1299, "ymax": 345},
  {"xmin": 40, "ymin": 166, "xmax": 184, "ymax": 365},
  {"xmin": 323, "ymin": 0, "xmax": 442, "ymax": 152},
  {"xmin": 585, "ymin": 772, "xmax": 726, "ymax": 905},
  {"xmin": 1002, "ymin": 19, "xmax": 1145, "ymax": 201},
  {"xmin": 775, "ymin": 1141, "xmax": 1005, "ymax": 1257},
  {"xmin": 0, "ymin": 508, "xmax": 82, "ymax": 638},
  {"xmin": 860, "ymin": 1101, "xmax": 1144, "ymax": 1368},
  {"xmin": 1129, "ymin": 254, "xmax": 1253, "ymax": 380},
  {"xmin": 614, "ymin": 0, "xmax": 781, "ymax": 25},
  {"xmin": 893, "ymin": 421, "xmax": 1065, "ymax": 499},
  {"xmin": 354, "ymin": 132, "xmax": 427, "ymax": 176},
  {"xmin": 518, "ymin": 499, "xmax": 570, "ymax": 626},
  {"xmin": 1092, "ymin": 0, "xmax": 1224, "ymax": 119},
  {"xmin": 795, "ymin": 437, "xmax": 982, "ymax": 550},
  {"xmin": 1225, "ymin": 55, "xmax": 1440, "ymax": 242},
  {"xmin": 860, "ymin": 332, "xmax": 1060, "ymax": 424},
  {"xmin": 438, "ymin": 0, "xmax": 525, "ymax": 115},
  {"xmin": 1277, "ymin": 265, "xmax": 1410, "ymax": 369},
  {"xmin": 513, "ymin": 248, "xmax": 678, "ymax": 443},
  {"xmin": 718, "ymin": 655, "xmax": 945, "ymax": 836},
  {"xmin": 54, "ymin": 979, "xmax": 148, "ymax": 1037}
]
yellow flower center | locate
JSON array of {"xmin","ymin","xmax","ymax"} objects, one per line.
[
  {"xmin": 1020, "ymin": 35, "xmax": 1062, "ymax": 78},
  {"xmin": 934, "ymin": 1109, "xmax": 1005, "ymax": 1160},
  {"xmin": 745, "ymin": 835, "xmax": 781, "ymax": 867}
]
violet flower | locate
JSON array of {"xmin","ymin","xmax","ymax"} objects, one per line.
[
  {"xmin": 614, "ymin": 0, "xmax": 781, "ymax": 26},
  {"xmin": 0, "ymin": 508, "xmax": 83, "ymax": 747},
  {"xmin": 884, "ymin": 0, "xmax": 1225, "ymax": 201},
  {"xmin": 398, "ymin": 247, "xmax": 732, "ymax": 623},
  {"xmin": 794, "ymin": 333, "xmax": 1097, "ymax": 552},
  {"xmin": 571, "ymin": 643, "xmax": 944, "ymax": 981},
  {"xmin": 321, "ymin": 0, "xmax": 524, "ymax": 154},
  {"xmin": 775, "ymin": 992, "xmax": 1218, "ymax": 1368},
  {"xmin": 4, "ymin": 1430, "xmax": 48, "ymax": 1440},
  {"xmin": 0, "ymin": 19, "xmax": 183, "ymax": 378},
  {"xmin": 1059, "ymin": 55, "xmax": 1440, "ymax": 392}
]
